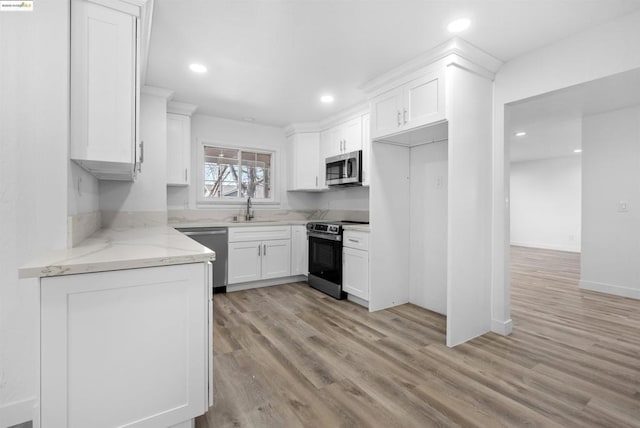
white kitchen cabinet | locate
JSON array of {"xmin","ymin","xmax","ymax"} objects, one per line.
[
  {"xmin": 262, "ymin": 240, "xmax": 292, "ymax": 279},
  {"xmin": 228, "ymin": 241, "xmax": 262, "ymax": 283},
  {"xmin": 342, "ymin": 230, "xmax": 369, "ymax": 301},
  {"xmin": 370, "ymin": 68, "xmax": 445, "ymax": 141},
  {"xmin": 361, "ymin": 113, "xmax": 371, "ymax": 186},
  {"xmin": 291, "ymin": 225, "xmax": 308, "ymax": 276},
  {"xmin": 322, "ymin": 116, "xmax": 363, "ymax": 158},
  {"xmin": 41, "ymin": 262, "xmax": 211, "ymax": 428},
  {"xmin": 70, "ymin": 0, "xmax": 143, "ymax": 181},
  {"xmin": 228, "ymin": 226, "xmax": 292, "ymax": 284},
  {"xmin": 287, "ymin": 133, "xmax": 321, "ymax": 190},
  {"xmin": 167, "ymin": 113, "xmax": 192, "ymax": 186}
]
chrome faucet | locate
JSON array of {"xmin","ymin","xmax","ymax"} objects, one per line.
[{"xmin": 245, "ymin": 197, "xmax": 253, "ymax": 221}]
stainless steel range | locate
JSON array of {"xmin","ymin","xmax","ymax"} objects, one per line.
[{"xmin": 306, "ymin": 221, "xmax": 368, "ymax": 299}]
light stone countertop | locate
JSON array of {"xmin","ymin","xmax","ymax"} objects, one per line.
[
  {"xmin": 19, "ymin": 226, "xmax": 215, "ymax": 279},
  {"xmin": 170, "ymin": 219, "xmax": 311, "ymax": 229},
  {"xmin": 342, "ymin": 224, "xmax": 370, "ymax": 233}
]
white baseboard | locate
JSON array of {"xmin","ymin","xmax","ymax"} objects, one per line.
[
  {"xmin": 347, "ymin": 294, "xmax": 368, "ymax": 308},
  {"xmin": 510, "ymin": 241, "xmax": 580, "ymax": 253},
  {"xmin": 579, "ymin": 280, "xmax": 640, "ymax": 300},
  {"xmin": 226, "ymin": 275, "xmax": 307, "ymax": 292},
  {"xmin": 0, "ymin": 397, "xmax": 38, "ymax": 428},
  {"xmin": 491, "ymin": 318, "xmax": 513, "ymax": 336}
]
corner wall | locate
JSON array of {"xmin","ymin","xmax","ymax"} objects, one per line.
[
  {"xmin": 510, "ymin": 156, "xmax": 582, "ymax": 252},
  {"xmin": 580, "ymin": 106, "xmax": 640, "ymax": 299},
  {"xmin": 0, "ymin": 1, "xmax": 69, "ymax": 425},
  {"xmin": 492, "ymin": 10, "xmax": 640, "ymax": 332}
]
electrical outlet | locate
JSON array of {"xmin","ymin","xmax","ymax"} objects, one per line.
[{"xmin": 618, "ymin": 201, "xmax": 629, "ymax": 213}]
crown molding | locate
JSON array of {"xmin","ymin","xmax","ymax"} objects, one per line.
[
  {"xmin": 283, "ymin": 122, "xmax": 321, "ymax": 137},
  {"xmin": 283, "ymin": 101, "xmax": 370, "ymax": 136},
  {"xmin": 141, "ymin": 85, "xmax": 174, "ymax": 99},
  {"xmin": 167, "ymin": 101, "xmax": 198, "ymax": 116},
  {"xmin": 361, "ymin": 37, "xmax": 503, "ymax": 95}
]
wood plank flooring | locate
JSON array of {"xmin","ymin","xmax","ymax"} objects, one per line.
[{"xmin": 196, "ymin": 246, "xmax": 640, "ymax": 427}]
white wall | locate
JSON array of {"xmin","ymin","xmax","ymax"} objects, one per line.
[
  {"xmin": 68, "ymin": 162, "xmax": 100, "ymax": 216},
  {"xmin": 167, "ymin": 114, "xmax": 291, "ymax": 210},
  {"xmin": 409, "ymin": 141, "xmax": 447, "ymax": 315},
  {"xmin": 580, "ymin": 106, "xmax": 640, "ymax": 299},
  {"xmin": 492, "ymin": 10, "xmax": 640, "ymax": 331},
  {"xmin": 100, "ymin": 92, "xmax": 169, "ymax": 220},
  {"xmin": 167, "ymin": 114, "xmax": 370, "ymax": 213},
  {"xmin": 510, "ymin": 156, "xmax": 582, "ymax": 252},
  {"xmin": 0, "ymin": 1, "xmax": 69, "ymax": 425}
]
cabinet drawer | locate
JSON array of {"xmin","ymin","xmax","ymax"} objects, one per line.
[
  {"xmin": 343, "ymin": 230, "xmax": 369, "ymax": 251},
  {"xmin": 229, "ymin": 225, "xmax": 291, "ymax": 242}
]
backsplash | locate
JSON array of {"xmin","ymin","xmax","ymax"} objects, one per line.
[{"xmin": 168, "ymin": 209, "xmax": 369, "ymax": 226}]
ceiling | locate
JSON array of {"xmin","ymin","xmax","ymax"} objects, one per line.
[
  {"xmin": 146, "ymin": 0, "xmax": 640, "ymax": 127},
  {"xmin": 508, "ymin": 68, "xmax": 640, "ymax": 162}
]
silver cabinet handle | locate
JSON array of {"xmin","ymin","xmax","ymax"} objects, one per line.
[
  {"xmin": 263, "ymin": 244, "xmax": 266, "ymax": 255},
  {"xmin": 397, "ymin": 111, "xmax": 401, "ymax": 127},
  {"xmin": 258, "ymin": 244, "xmax": 261, "ymax": 256},
  {"xmin": 348, "ymin": 238, "xmax": 359, "ymax": 243},
  {"xmin": 403, "ymin": 109, "xmax": 408, "ymax": 124},
  {"xmin": 315, "ymin": 176, "xmax": 318, "ymax": 187},
  {"xmin": 184, "ymin": 168, "xmax": 188, "ymax": 182}
]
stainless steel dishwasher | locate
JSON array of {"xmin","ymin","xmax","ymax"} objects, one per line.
[{"xmin": 178, "ymin": 227, "xmax": 228, "ymax": 293}]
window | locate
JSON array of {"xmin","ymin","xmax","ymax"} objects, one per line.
[{"xmin": 202, "ymin": 145, "xmax": 274, "ymax": 202}]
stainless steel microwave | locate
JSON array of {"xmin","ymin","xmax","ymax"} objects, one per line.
[{"xmin": 325, "ymin": 150, "xmax": 362, "ymax": 186}]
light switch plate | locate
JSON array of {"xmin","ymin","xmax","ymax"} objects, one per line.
[{"xmin": 618, "ymin": 201, "xmax": 629, "ymax": 212}]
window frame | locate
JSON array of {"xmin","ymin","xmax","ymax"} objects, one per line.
[{"xmin": 196, "ymin": 139, "xmax": 279, "ymax": 207}]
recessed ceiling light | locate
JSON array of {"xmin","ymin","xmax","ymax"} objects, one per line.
[
  {"xmin": 515, "ymin": 131, "xmax": 527, "ymax": 137},
  {"xmin": 243, "ymin": 117, "xmax": 255, "ymax": 122},
  {"xmin": 447, "ymin": 18, "xmax": 471, "ymax": 33},
  {"xmin": 320, "ymin": 95, "xmax": 334, "ymax": 103},
  {"xmin": 189, "ymin": 63, "xmax": 207, "ymax": 73},
  {"xmin": 574, "ymin": 149, "xmax": 582, "ymax": 153}
]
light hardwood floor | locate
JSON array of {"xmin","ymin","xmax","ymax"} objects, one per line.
[{"xmin": 196, "ymin": 246, "xmax": 640, "ymax": 427}]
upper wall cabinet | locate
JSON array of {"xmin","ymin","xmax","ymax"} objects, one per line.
[
  {"xmin": 370, "ymin": 68, "xmax": 445, "ymax": 142},
  {"xmin": 167, "ymin": 102, "xmax": 197, "ymax": 186},
  {"xmin": 70, "ymin": 0, "xmax": 148, "ymax": 181},
  {"xmin": 287, "ymin": 132, "xmax": 321, "ymax": 191},
  {"xmin": 322, "ymin": 116, "xmax": 363, "ymax": 159}
]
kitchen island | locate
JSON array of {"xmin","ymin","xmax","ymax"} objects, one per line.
[{"xmin": 20, "ymin": 226, "xmax": 215, "ymax": 428}]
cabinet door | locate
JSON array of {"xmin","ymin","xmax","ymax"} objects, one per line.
[
  {"xmin": 370, "ymin": 87, "xmax": 403, "ymax": 140},
  {"xmin": 261, "ymin": 239, "xmax": 291, "ymax": 279},
  {"xmin": 290, "ymin": 133, "xmax": 320, "ymax": 190},
  {"xmin": 361, "ymin": 114, "xmax": 371, "ymax": 186},
  {"xmin": 41, "ymin": 264, "xmax": 208, "ymax": 427},
  {"xmin": 342, "ymin": 247, "xmax": 369, "ymax": 300},
  {"xmin": 318, "ymin": 129, "xmax": 331, "ymax": 189},
  {"xmin": 228, "ymin": 241, "xmax": 262, "ymax": 284},
  {"xmin": 342, "ymin": 116, "xmax": 363, "ymax": 153},
  {"xmin": 167, "ymin": 113, "xmax": 191, "ymax": 186},
  {"xmin": 328, "ymin": 125, "xmax": 346, "ymax": 158},
  {"xmin": 70, "ymin": 0, "xmax": 137, "ymax": 178},
  {"xmin": 290, "ymin": 225, "xmax": 308, "ymax": 276},
  {"xmin": 403, "ymin": 70, "xmax": 446, "ymax": 130}
]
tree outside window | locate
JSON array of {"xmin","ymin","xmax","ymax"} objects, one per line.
[{"xmin": 203, "ymin": 145, "xmax": 272, "ymax": 200}]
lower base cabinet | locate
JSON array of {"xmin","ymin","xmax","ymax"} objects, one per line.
[
  {"xmin": 342, "ymin": 230, "xmax": 370, "ymax": 301},
  {"xmin": 342, "ymin": 247, "xmax": 370, "ymax": 300},
  {"xmin": 228, "ymin": 239, "xmax": 292, "ymax": 283},
  {"xmin": 40, "ymin": 263, "xmax": 212, "ymax": 428}
]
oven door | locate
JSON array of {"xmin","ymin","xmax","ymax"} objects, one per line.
[{"xmin": 308, "ymin": 233, "xmax": 342, "ymax": 285}]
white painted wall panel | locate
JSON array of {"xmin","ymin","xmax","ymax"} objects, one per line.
[
  {"xmin": 580, "ymin": 107, "xmax": 640, "ymax": 299},
  {"xmin": 510, "ymin": 156, "xmax": 582, "ymax": 252},
  {"xmin": 0, "ymin": 1, "xmax": 69, "ymax": 424},
  {"xmin": 492, "ymin": 10, "xmax": 640, "ymax": 330},
  {"xmin": 409, "ymin": 141, "xmax": 448, "ymax": 315}
]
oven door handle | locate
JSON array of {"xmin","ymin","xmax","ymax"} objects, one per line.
[{"xmin": 307, "ymin": 232, "xmax": 342, "ymax": 242}]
